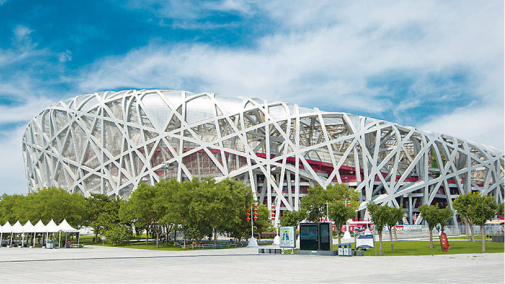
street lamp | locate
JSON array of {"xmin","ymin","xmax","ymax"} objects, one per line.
[{"xmin": 247, "ymin": 204, "xmax": 259, "ymax": 248}]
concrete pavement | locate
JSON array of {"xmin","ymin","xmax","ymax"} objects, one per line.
[{"xmin": 0, "ymin": 245, "xmax": 503, "ymax": 283}]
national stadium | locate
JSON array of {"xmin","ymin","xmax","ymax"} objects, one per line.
[{"xmin": 22, "ymin": 90, "xmax": 504, "ymax": 225}]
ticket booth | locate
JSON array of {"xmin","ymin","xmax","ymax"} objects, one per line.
[{"xmin": 299, "ymin": 222, "xmax": 333, "ymax": 252}]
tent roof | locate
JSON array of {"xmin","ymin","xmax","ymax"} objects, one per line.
[
  {"xmin": 11, "ymin": 221, "xmax": 23, "ymax": 233},
  {"xmin": 34, "ymin": 220, "xmax": 46, "ymax": 233},
  {"xmin": 57, "ymin": 219, "xmax": 78, "ymax": 232},
  {"xmin": 45, "ymin": 219, "xmax": 59, "ymax": 233},
  {"xmin": 0, "ymin": 221, "xmax": 12, "ymax": 233},
  {"xmin": 22, "ymin": 220, "xmax": 36, "ymax": 233}
]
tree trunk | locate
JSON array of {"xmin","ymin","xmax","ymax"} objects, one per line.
[
  {"xmin": 464, "ymin": 218, "xmax": 469, "ymax": 238},
  {"xmin": 145, "ymin": 228, "xmax": 149, "ymax": 245},
  {"xmin": 337, "ymin": 229, "xmax": 341, "ymax": 245},
  {"xmin": 156, "ymin": 231, "xmax": 159, "ymax": 249},
  {"xmin": 429, "ymin": 227, "xmax": 434, "ymax": 249},
  {"xmin": 213, "ymin": 228, "xmax": 218, "ymax": 247},
  {"xmin": 469, "ymin": 220, "xmax": 475, "ymax": 242},
  {"xmin": 378, "ymin": 231, "xmax": 383, "ymax": 255},
  {"xmin": 165, "ymin": 226, "xmax": 170, "ymax": 245},
  {"xmin": 481, "ymin": 225, "xmax": 485, "ymax": 252},
  {"xmin": 389, "ymin": 227, "xmax": 394, "ymax": 252},
  {"xmin": 183, "ymin": 229, "xmax": 187, "ymax": 249}
]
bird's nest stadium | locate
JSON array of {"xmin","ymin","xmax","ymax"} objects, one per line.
[{"xmin": 22, "ymin": 90, "xmax": 504, "ymax": 225}]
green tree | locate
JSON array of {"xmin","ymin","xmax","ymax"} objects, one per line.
[
  {"xmin": 190, "ymin": 178, "xmax": 253, "ymax": 246},
  {"xmin": 453, "ymin": 193, "xmax": 477, "ymax": 241},
  {"xmin": 0, "ymin": 194, "xmax": 25, "ymax": 223},
  {"xmin": 126, "ymin": 183, "xmax": 165, "ymax": 248},
  {"xmin": 155, "ymin": 179, "xmax": 182, "ymax": 245},
  {"xmin": 497, "ymin": 203, "xmax": 504, "ymax": 217},
  {"xmin": 328, "ymin": 202, "xmax": 355, "ymax": 244},
  {"xmin": 86, "ymin": 194, "xmax": 111, "ymax": 241},
  {"xmin": 384, "ymin": 206, "xmax": 404, "ymax": 252},
  {"xmin": 301, "ymin": 183, "xmax": 359, "ymax": 221},
  {"xmin": 367, "ymin": 202, "xmax": 390, "ymax": 255},
  {"xmin": 300, "ymin": 185, "xmax": 328, "ymax": 220},
  {"xmin": 252, "ymin": 204, "xmax": 271, "ymax": 240},
  {"xmin": 466, "ymin": 194, "xmax": 497, "ymax": 252},
  {"xmin": 280, "ymin": 210, "xmax": 307, "ymax": 227},
  {"xmin": 104, "ymin": 225, "xmax": 132, "ymax": 246},
  {"xmin": 438, "ymin": 207, "xmax": 454, "ymax": 233},
  {"xmin": 419, "ymin": 204, "xmax": 441, "ymax": 249}
]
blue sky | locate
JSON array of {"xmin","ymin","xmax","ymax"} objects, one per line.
[{"xmin": 0, "ymin": 0, "xmax": 503, "ymax": 195}]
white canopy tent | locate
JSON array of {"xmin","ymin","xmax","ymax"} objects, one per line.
[
  {"xmin": 57, "ymin": 219, "xmax": 79, "ymax": 247},
  {"xmin": 34, "ymin": 220, "xmax": 46, "ymax": 233},
  {"xmin": 0, "ymin": 220, "xmax": 80, "ymax": 248},
  {"xmin": 21, "ymin": 220, "xmax": 35, "ymax": 247},
  {"xmin": 0, "ymin": 221, "xmax": 11, "ymax": 246},
  {"xmin": 57, "ymin": 219, "xmax": 78, "ymax": 232},
  {"xmin": 34, "ymin": 220, "xmax": 47, "ymax": 247},
  {"xmin": 10, "ymin": 221, "xmax": 23, "ymax": 246}
]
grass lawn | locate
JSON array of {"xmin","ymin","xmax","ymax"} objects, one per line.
[{"xmin": 342, "ymin": 239, "xmax": 504, "ymax": 256}]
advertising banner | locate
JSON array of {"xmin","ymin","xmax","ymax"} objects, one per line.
[
  {"xmin": 440, "ymin": 232, "xmax": 450, "ymax": 252},
  {"xmin": 280, "ymin": 226, "xmax": 296, "ymax": 248},
  {"xmin": 356, "ymin": 234, "xmax": 375, "ymax": 249}
]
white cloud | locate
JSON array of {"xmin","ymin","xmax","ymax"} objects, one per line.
[
  {"xmin": 0, "ymin": 126, "xmax": 29, "ymax": 195},
  {"xmin": 0, "ymin": 26, "xmax": 65, "ymax": 195},
  {"xmin": 13, "ymin": 25, "xmax": 32, "ymax": 41},
  {"xmin": 79, "ymin": 1, "xmax": 503, "ymax": 148},
  {"xmin": 58, "ymin": 50, "xmax": 72, "ymax": 62},
  {"xmin": 418, "ymin": 104, "xmax": 504, "ymax": 151}
]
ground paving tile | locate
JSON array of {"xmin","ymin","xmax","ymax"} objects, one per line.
[{"xmin": 0, "ymin": 245, "xmax": 503, "ymax": 283}]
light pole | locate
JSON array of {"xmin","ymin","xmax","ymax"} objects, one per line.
[{"xmin": 247, "ymin": 204, "xmax": 259, "ymax": 247}]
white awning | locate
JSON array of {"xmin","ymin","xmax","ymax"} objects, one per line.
[
  {"xmin": 34, "ymin": 220, "xmax": 46, "ymax": 233},
  {"xmin": 45, "ymin": 220, "xmax": 59, "ymax": 233},
  {"xmin": 57, "ymin": 219, "xmax": 78, "ymax": 232},
  {"xmin": 11, "ymin": 221, "xmax": 23, "ymax": 233}
]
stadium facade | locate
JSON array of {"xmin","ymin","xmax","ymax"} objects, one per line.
[{"xmin": 22, "ymin": 90, "xmax": 504, "ymax": 225}]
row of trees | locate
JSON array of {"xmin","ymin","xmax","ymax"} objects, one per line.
[
  {"xmin": 119, "ymin": 178, "xmax": 270, "ymax": 248},
  {"xmin": 0, "ymin": 179, "xmax": 271, "ymax": 247},
  {"xmin": 1, "ymin": 182, "xmax": 501, "ymax": 252},
  {"xmin": 0, "ymin": 187, "xmax": 88, "ymax": 227},
  {"xmin": 453, "ymin": 192, "xmax": 499, "ymax": 251},
  {"xmin": 279, "ymin": 184, "xmax": 501, "ymax": 255}
]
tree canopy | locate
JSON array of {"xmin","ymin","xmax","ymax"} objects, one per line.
[
  {"xmin": 0, "ymin": 187, "xmax": 88, "ymax": 227},
  {"xmin": 418, "ymin": 204, "xmax": 453, "ymax": 249},
  {"xmin": 301, "ymin": 183, "xmax": 359, "ymax": 221},
  {"xmin": 367, "ymin": 202, "xmax": 404, "ymax": 255}
]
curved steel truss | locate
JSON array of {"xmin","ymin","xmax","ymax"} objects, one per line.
[{"xmin": 23, "ymin": 90, "xmax": 504, "ymax": 225}]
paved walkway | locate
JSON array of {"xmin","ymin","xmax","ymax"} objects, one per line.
[{"xmin": 0, "ymin": 245, "xmax": 503, "ymax": 283}]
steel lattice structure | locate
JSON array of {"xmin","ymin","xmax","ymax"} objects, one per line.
[{"xmin": 23, "ymin": 90, "xmax": 504, "ymax": 225}]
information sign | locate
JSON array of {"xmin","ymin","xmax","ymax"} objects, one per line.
[
  {"xmin": 280, "ymin": 226, "xmax": 296, "ymax": 248},
  {"xmin": 356, "ymin": 234, "xmax": 375, "ymax": 249}
]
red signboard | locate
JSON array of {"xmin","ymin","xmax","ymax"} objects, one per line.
[{"xmin": 440, "ymin": 232, "xmax": 450, "ymax": 252}]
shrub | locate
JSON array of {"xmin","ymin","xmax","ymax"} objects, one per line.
[{"xmin": 105, "ymin": 225, "xmax": 132, "ymax": 246}]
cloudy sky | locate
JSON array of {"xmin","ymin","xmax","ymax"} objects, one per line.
[{"xmin": 0, "ymin": 0, "xmax": 503, "ymax": 195}]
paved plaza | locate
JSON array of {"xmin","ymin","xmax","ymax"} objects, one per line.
[{"xmin": 0, "ymin": 245, "xmax": 503, "ymax": 283}]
